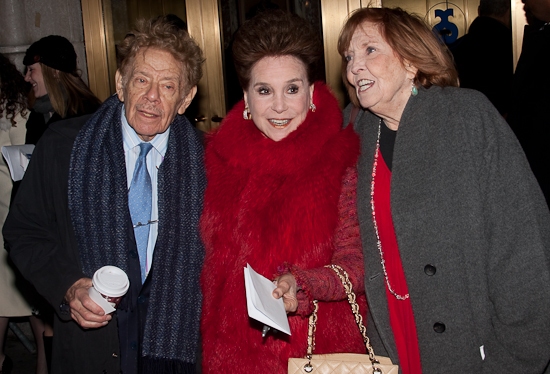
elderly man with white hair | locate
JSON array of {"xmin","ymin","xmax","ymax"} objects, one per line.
[{"xmin": 4, "ymin": 16, "xmax": 205, "ymax": 374}]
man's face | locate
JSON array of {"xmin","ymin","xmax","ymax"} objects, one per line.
[
  {"xmin": 523, "ymin": 0, "xmax": 550, "ymax": 23},
  {"xmin": 116, "ymin": 47, "xmax": 197, "ymax": 141}
]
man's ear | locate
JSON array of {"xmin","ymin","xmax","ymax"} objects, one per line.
[
  {"xmin": 115, "ymin": 70, "xmax": 125, "ymax": 102},
  {"xmin": 177, "ymin": 85, "xmax": 198, "ymax": 115}
]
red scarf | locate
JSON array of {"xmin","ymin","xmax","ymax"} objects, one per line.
[{"xmin": 374, "ymin": 150, "xmax": 423, "ymax": 374}]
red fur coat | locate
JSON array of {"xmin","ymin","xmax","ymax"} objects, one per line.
[{"xmin": 200, "ymin": 82, "xmax": 366, "ymax": 373}]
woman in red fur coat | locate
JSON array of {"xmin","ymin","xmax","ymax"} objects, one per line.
[{"xmin": 200, "ymin": 11, "xmax": 366, "ymax": 373}]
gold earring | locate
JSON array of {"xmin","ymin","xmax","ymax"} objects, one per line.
[
  {"xmin": 243, "ymin": 105, "xmax": 251, "ymax": 120},
  {"xmin": 310, "ymin": 103, "xmax": 316, "ymax": 112}
]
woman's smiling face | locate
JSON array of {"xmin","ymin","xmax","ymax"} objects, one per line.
[
  {"xmin": 25, "ymin": 63, "xmax": 48, "ymax": 98},
  {"xmin": 345, "ymin": 21, "xmax": 416, "ymax": 125},
  {"xmin": 244, "ymin": 55, "xmax": 314, "ymax": 142}
]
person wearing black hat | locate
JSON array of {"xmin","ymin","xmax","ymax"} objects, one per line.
[{"xmin": 23, "ymin": 35, "xmax": 101, "ymax": 145}]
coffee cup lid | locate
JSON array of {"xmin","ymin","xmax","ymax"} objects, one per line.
[{"xmin": 92, "ymin": 266, "xmax": 129, "ymax": 297}]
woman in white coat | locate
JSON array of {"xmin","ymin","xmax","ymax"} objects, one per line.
[{"xmin": 0, "ymin": 52, "xmax": 47, "ymax": 374}]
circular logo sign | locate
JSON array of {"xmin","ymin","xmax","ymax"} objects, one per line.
[{"xmin": 425, "ymin": 2, "xmax": 467, "ymax": 44}]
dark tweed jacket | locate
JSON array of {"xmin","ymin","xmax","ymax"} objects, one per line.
[{"xmin": 345, "ymin": 85, "xmax": 550, "ymax": 373}]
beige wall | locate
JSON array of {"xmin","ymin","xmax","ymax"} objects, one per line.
[{"xmin": 0, "ymin": 0, "xmax": 88, "ymax": 81}]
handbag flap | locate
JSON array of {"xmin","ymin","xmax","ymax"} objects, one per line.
[
  {"xmin": 311, "ymin": 354, "xmax": 370, "ymax": 362},
  {"xmin": 312, "ymin": 354, "xmax": 394, "ymax": 365}
]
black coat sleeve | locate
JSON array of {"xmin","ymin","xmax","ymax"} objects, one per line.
[{"xmin": 3, "ymin": 117, "xmax": 89, "ymax": 318}]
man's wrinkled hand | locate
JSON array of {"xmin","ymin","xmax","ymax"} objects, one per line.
[{"xmin": 65, "ymin": 277, "xmax": 111, "ymax": 328}]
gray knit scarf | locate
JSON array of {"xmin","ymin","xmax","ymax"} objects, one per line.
[
  {"xmin": 32, "ymin": 94, "xmax": 54, "ymax": 123},
  {"xmin": 67, "ymin": 95, "xmax": 205, "ymax": 369}
]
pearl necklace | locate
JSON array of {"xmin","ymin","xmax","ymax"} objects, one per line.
[{"xmin": 370, "ymin": 121, "xmax": 410, "ymax": 301}]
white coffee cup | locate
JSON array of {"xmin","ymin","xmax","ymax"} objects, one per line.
[{"xmin": 92, "ymin": 266, "xmax": 129, "ymax": 309}]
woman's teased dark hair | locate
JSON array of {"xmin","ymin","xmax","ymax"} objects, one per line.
[
  {"xmin": 232, "ymin": 10, "xmax": 323, "ymax": 90},
  {"xmin": 118, "ymin": 17, "xmax": 204, "ymax": 93},
  {"xmin": 338, "ymin": 7, "xmax": 458, "ymax": 107},
  {"xmin": 0, "ymin": 53, "xmax": 28, "ymax": 126}
]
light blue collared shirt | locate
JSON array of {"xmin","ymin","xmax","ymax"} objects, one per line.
[{"xmin": 121, "ymin": 106, "xmax": 170, "ymax": 280}]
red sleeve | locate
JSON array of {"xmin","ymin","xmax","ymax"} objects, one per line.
[{"xmin": 281, "ymin": 167, "xmax": 364, "ymax": 316}]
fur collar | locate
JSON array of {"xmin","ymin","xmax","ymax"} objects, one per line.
[{"xmin": 209, "ymin": 82, "xmax": 346, "ymax": 175}]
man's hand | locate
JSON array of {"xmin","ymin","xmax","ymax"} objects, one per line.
[
  {"xmin": 272, "ymin": 273, "xmax": 298, "ymax": 313},
  {"xmin": 65, "ymin": 277, "xmax": 111, "ymax": 328}
]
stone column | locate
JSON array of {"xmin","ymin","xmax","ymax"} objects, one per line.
[{"xmin": 0, "ymin": 0, "xmax": 31, "ymax": 71}]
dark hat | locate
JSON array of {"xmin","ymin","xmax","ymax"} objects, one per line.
[{"xmin": 23, "ymin": 35, "xmax": 77, "ymax": 73}]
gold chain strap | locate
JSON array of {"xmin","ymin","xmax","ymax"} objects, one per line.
[
  {"xmin": 302, "ymin": 265, "xmax": 381, "ymax": 372},
  {"xmin": 305, "ymin": 300, "xmax": 318, "ymax": 361}
]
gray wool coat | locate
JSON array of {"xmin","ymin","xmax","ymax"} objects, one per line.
[{"xmin": 345, "ymin": 85, "xmax": 550, "ymax": 373}]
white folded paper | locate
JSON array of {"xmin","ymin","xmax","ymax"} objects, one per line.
[
  {"xmin": 1, "ymin": 144, "xmax": 35, "ymax": 181},
  {"xmin": 244, "ymin": 263, "xmax": 291, "ymax": 335}
]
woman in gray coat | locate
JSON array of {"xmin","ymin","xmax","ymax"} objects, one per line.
[{"xmin": 338, "ymin": 7, "xmax": 550, "ymax": 373}]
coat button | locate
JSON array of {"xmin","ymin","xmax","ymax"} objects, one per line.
[
  {"xmin": 129, "ymin": 250, "xmax": 138, "ymax": 259},
  {"xmin": 424, "ymin": 264, "xmax": 437, "ymax": 276},
  {"xmin": 138, "ymin": 295, "xmax": 146, "ymax": 304},
  {"xmin": 433, "ymin": 322, "xmax": 446, "ymax": 333},
  {"xmin": 131, "ymin": 341, "xmax": 138, "ymax": 350}
]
